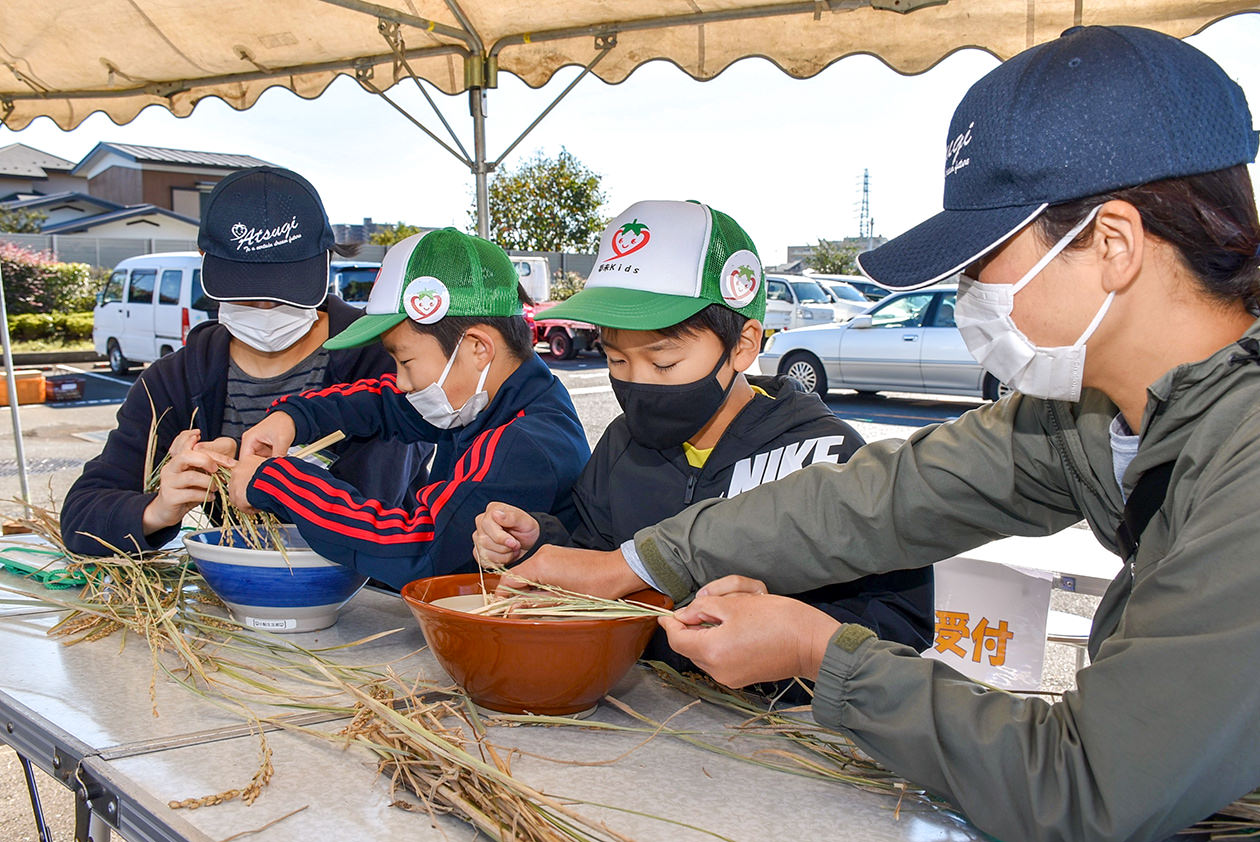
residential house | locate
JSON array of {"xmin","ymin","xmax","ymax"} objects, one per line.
[
  {"xmin": 72, "ymin": 142, "xmax": 271, "ymax": 219},
  {"xmin": 0, "ymin": 142, "xmax": 273, "ymax": 264},
  {"xmin": 0, "ymin": 144, "xmax": 84, "ymax": 199},
  {"xmin": 40, "ymin": 204, "xmax": 199, "ymax": 239}
]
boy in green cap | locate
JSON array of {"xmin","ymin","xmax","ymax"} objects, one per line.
[
  {"xmin": 228, "ymin": 228, "xmax": 590, "ymax": 589},
  {"xmin": 473, "ymin": 200, "xmax": 934, "ymax": 657}
]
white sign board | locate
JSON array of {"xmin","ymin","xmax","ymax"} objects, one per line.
[{"xmin": 924, "ymin": 555, "xmax": 1052, "ymax": 689}]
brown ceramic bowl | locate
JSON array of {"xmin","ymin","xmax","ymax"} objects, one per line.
[{"xmin": 401, "ymin": 573, "xmax": 673, "ymax": 715}]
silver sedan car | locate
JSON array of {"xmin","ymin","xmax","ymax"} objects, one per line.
[{"xmin": 757, "ymin": 284, "xmax": 1009, "ymax": 401}]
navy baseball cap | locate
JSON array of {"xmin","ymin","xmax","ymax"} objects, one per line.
[
  {"xmin": 198, "ymin": 166, "xmax": 336, "ymax": 307},
  {"xmin": 858, "ymin": 25, "xmax": 1259, "ymax": 290}
]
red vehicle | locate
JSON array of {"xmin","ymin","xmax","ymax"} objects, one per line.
[{"xmin": 525, "ymin": 301, "xmax": 602, "ymax": 360}]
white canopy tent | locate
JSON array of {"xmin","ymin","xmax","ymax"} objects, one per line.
[
  {"xmin": 3, "ymin": 1, "xmax": 1257, "ymax": 233},
  {"xmin": 0, "ymin": 0, "xmax": 1257, "ymax": 498}
]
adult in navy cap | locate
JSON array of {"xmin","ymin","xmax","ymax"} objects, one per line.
[
  {"xmin": 503, "ymin": 26, "xmax": 1260, "ymax": 841},
  {"xmin": 61, "ymin": 166, "xmax": 428, "ymax": 557}
]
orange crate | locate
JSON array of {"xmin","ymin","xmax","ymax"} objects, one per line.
[{"xmin": 0, "ymin": 369, "xmax": 46, "ymax": 406}]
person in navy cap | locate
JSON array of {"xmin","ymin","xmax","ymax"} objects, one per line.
[
  {"xmin": 500, "ymin": 26, "xmax": 1260, "ymax": 841},
  {"xmin": 61, "ymin": 166, "xmax": 428, "ymax": 556}
]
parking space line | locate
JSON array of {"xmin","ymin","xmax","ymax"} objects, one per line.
[{"xmin": 77, "ymin": 370, "xmax": 135, "ymax": 387}]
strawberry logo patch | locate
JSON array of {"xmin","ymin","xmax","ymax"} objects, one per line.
[
  {"xmin": 402, "ymin": 276, "xmax": 450, "ymax": 324},
  {"xmin": 719, "ymin": 250, "xmax": 762, "ymax": 308},
  {"xmin": 603, "ymin": 218, "xmax": 651, "ymax": 262}
]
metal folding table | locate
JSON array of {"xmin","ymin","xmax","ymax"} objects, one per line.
[{"xmin": 1, "ymin": 569, "xmax": 986, "ymax": 841}]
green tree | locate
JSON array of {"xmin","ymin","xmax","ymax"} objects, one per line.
[
  {"xmin": 806, "ymin": 239, "xmax": 860, "ymax": 275},
  {"xmin": 474, "ymin": 148, "xmax": 606, "ymax": 252},
  {"xmin": 0, "ymin": 207, "xmax": 47, "ymax": 233},
  {"xmin": 369, "ymin": 222, "xmax": 426, "ymax": 246}
]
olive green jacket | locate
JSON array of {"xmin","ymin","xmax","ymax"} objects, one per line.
[{"xmin": 633, "ymin": 320, "xmax": 1260, "ymax": 842}]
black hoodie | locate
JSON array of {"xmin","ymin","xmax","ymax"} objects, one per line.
[
  {"xmin": 61, "ymin": 297, "xmax": 428, "ymax": 556},
  {"xmin": 536, "ymin": 375, "xmax": 934, "ymax": 651}
]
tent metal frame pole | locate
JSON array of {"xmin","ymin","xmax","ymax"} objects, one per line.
[
  {"xmin": 484, "ymin": 0, "xmax": 948, "ymax": 57},
  {"xmin": 311, "ymin": 0, "xmax": 476, "ymax": 47},
  {"xmin": 491, "ymin": 44, "xmax": 613, "ymax": 169},
  {"xmin": 0, "ymin": 261, "xmax": 31, "ymax": 508},
  {"xmin": 357, "ymin": 72, "xmax": 472, "ymax": 167},
  {"xmin": 471, "ymin": 87, "xmax": 490, "ymax": 239},
  {"xmin": 361, "ymin": 41, "xmax": 610, "ymax": 237}
]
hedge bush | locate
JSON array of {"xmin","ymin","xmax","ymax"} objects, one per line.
[
  {"xmin": 0, "ymin": 243, "xmax": 96, "ymax": 315},
  {"xmin": 7, "ymin": 312, "xmax": 94, "ymax": 342}
]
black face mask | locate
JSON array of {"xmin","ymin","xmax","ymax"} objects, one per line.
[{"xmin": 610, "ymin": 351, "xmax": 736, "ymax": 450}]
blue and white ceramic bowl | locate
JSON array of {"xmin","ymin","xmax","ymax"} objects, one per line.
[{"xmin": 183, "ymin": 526, "xmax": 368, "ymax": 633}]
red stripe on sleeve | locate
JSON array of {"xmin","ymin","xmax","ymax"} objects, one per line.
[
  {"xmin": 258, "ymin": 463, "xmax": 434, "ymax": 533},
  {"xmin": 268, "ymin": 459, "xmax": 411, "ymax": 518},
  {"xmin": 253, "ymin": 478, "xmax": 436, "ymax": 545},
  {"xmin": 471, "ymin": 422, "xmax": 512, "ymax": 483},
  {"xmin": 430, "ymin": 417, "xmax": 521, "ymax": 516}
]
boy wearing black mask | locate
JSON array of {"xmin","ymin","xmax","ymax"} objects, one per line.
[{"xmin": 474, "ymin": 200, "xmax": 934, "ymax": 655}]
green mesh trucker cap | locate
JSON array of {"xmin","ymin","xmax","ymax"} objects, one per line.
[
  {"xmin": 324, "ymin": 227, "xmax": 523, "ymax": 350},
  {"xmin": 541, "ymin": 200, "xmax": 766, "ymax": 330}
]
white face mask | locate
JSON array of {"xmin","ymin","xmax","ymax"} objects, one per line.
[
  {"xmin": 405, "ymin": 336, "xmax": 490, "ymax": 429},
  {"xmin": 955, "ymin": 206, "xmax": 1111, "ymax": 402},
  {"xmin": 218, "ymin": 302, "xmax": 319, "ymax": 353}
]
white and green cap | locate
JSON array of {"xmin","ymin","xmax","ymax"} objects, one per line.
[
  {"xmin": 325, "ymin": 227, "xmax": 523, "ymax": 350},
  {"xmin": 541, "ymin": 200, "xmax": 765, "ymax": 330}
]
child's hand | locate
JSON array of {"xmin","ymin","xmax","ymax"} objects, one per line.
[
  {"xmin": 226, "ymin": 452, "xmax": 269, "ymax": 513},
  {"xmin": 472, "ymin": 503, "xmax": 540, "ymax": 567},
  {"xmin": 240, "ymin": 412, "xmax": 296, "ymax": 459},
  {"xmin": 199, "ymin": 436, "xmax": 238, "ymax": 460},
  {"xmin": 497, "ymin": 545, "xmax": 649, "ymax": 600},
  {"xmin": 658, "ymin": 594, "xmax": 842, "ymax": 688},
  {"xmin": 142, "ymin": 430, "xmax": 237, "ymax": 535}
]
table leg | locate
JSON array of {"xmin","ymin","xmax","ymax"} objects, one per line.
[
  {"xmin": 19, "ymin": 752, "xmax": 54, "ymax": 842},
  {"xmin": 73, "ymin": 771, "xmax": 112, "ymax": 842}
]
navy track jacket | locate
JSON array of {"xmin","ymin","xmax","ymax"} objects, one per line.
[
  {"xmin": 247, "ymin": 353, "xmax": 590, "ymax": 588},
  {"xmin": 61, "ymin": 297, "xmax": 427, "ymax": 556}
]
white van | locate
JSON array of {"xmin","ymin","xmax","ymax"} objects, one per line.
[
  {"xmin": 512, "ymin": 257, "xmax": 550, "ymax": 304},
  {"xmin": 93, "ymin": 252, "xmax": 215, "ymax": 375}
]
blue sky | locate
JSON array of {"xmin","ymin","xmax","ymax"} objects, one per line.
[{"xmin": 3, "ymin": 14, "xmax": 1258, "ymax": 264}]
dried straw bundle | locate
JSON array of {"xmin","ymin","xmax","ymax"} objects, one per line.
[
  {"xmin": 319, "ymin": 668, "xmax": 645, "ymax": 842},
  {"xmin": 471, "ymin": 563, "xmax": 672, "ymax": 621},
  {"xmin": 469, "ymin": 588, "xmax": 672, "ymax": 620}
]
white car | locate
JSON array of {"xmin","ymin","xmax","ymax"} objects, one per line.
[
  {"xmin": 810, "ymin": 273, "xmax": 891, "ymax": 302},
  {"xmin": 764, "ymin": 274, "xmax": 852, "ymax": 333},
  {"xmin": 758, "ymin": 284, "xmax": 1009, "ymax": 401},
  {"xmin": 815, "ymin": 278, "xmax": 874, "ymax": 321}
]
